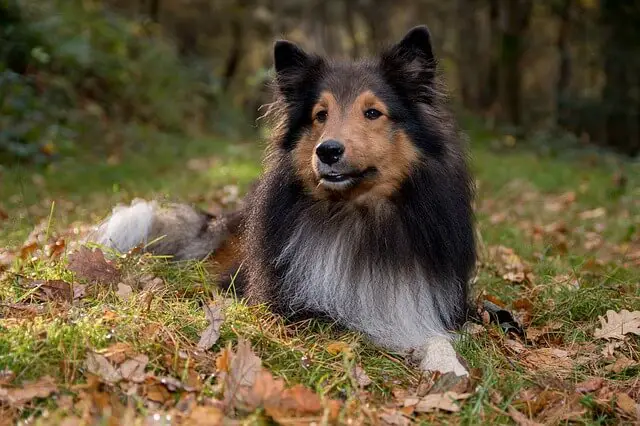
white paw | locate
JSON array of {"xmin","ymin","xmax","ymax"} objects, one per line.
[{"xmin": 418, "ymin": 336, "xmax": 468, "ymax": 377}]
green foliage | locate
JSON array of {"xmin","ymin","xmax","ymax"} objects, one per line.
[{"xmin": 0, "ymin": 0, "xmax": 216, "ymax": 163}]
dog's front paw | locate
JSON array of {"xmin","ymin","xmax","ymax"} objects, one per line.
[{"xmin": 418, "ymin": 336, "xmax": 468, "ymax": 377}]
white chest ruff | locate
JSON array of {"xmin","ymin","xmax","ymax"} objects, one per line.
[{"xmin": 275, "ymin": 219, "xmax": 453, "ymax": 351}]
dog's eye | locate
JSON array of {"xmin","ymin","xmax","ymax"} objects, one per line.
[
  {"xmin": 364, "ymin": 108, "xmax": 382, "ymax": 120},
  {"xmin": 315, "ymin": 110, "xmax": 328, "ymax": 123}
]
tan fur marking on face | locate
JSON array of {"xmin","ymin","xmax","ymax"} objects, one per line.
[
  {"xmin": 293, "ymin": 90, "xmax": 419, "ymax": 203},
  {"xmin": 292, "ymin": 91, "xmax": 338, "ymax": 192}
]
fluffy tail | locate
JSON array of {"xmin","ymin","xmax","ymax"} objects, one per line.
[{"xmin": 88, "ymin": 199, "xmax": 241, "ymax": 261}]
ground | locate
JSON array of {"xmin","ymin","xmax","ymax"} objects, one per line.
[{"xmin": 0, "ymin": 121, "xmax": 639, "ymax": 425}]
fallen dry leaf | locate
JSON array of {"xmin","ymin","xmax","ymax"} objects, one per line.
[
  {"xmin": 84, "ymin": 352, "xmax": 122, "ymax": 383},
  {"xmin": 184, "ymin": 405, "xmax": 224, "ymax": 426},
  {"xmin": 116, "ymin": 283, "xmax": 133, "ymax": 300},
  {"xmin": 405, "ymin": 391, "xmax": 472, "ymax": 413},
  {"xmin": 604, "ymin": 355, "xmax": 637, "ymax": 373},
  {"xmin": 508, "ymin": 406, "xmax": 544, "ymax": 426},
  {"xmin": 45, "ymin": 238, "xmax": 66, "ymax": 259},
  {"xmin": 615, "ymin": 393, "xmax": 639, "ymax": 419},
  {"xmin": 197, "ymin": 302, "xmax": 225, "ymax": 350},
  {"xmin": 19, "ymin": 242, "xmax": 39, "ymax": 260},
  {"xmin": 25, "ymin": 279, "xmax": 74, "ymax": 302},
  {"xmin": 523, "ymin": 348, "xmax": 573, "ymax": 374},
  {"xmin": 326, "ymin": 341, "xmax": 350, "ymax": 355},
  {"xmin": 119, "ymin": 355, "xmax": 148, "ymax": 383},
  {"xmin": 379, "ymin": 408, "xmax": 411, "ymax": 426},
  {"xmin": 594, "ymin": 309, "xmax": 640, "ymax": 340},
  {"xmin": 221, "ymin": 339, "xmax": 262, "ymax": 407},
  {"xmin": 537, "ymin": 393, "xmax": 586, "ymax": 423},
  {"xmin": 68, "ymin": 247, "xmax": 121, "ymax": 285},
  {"xmin": 352, "ymin": 364, "xmax": 372, "ymax": 387},
  {"xmin": 0, "ymin": 375, "xmax": 58, "ymax": 406},
  {"xmin": 602, "ymin": 341, "xmax": 623, "ymax": 358},
  {"xmin": 99, "ymin": 342, "xmax": 135, "ymax": 365},
  {"xmin": 575, "ymin": 377, "xmax": 604, "ymax": 393},
  {"xmin": 526, "ymin": 321, "xmax": 563, "ymax": 342}
]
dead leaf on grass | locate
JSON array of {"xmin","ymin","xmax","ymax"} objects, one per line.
[
  {"xmin": 68, "ymin": 246, "xmax": 121, "ymax": 285},
  {"xmin": 26, "ymin": 279, "xmax": 74, "ymax": 302},
  {"xmin": 120, "ymin": 355, "xmax": 148, "ymax": 383},
  {"xmin": 197, "ymin": 302, "xmax": 225, "ymax": 350},
  {"xmin": 575, "ymin": 377, "xmax": 604, "ymax": 393},
  {"xmin": 404, "ymin": 391, "xmax": 472, "ymax": 413},
  {"xmin": 507, "ymin": 406, "xmax": 544, "ymax": 426},
  {"xmin": 184, "ymin": 405, "xmax": 224, "ymax": 426},
  {"xmin": 352, "ymin": 364, "xmax": 372, "ymax": 387},
  {"xmin": 84, "ymin": 352, "xmax": 122, "ymax": 383},
  {"xmin": 594, "ymin": 309, "xmax": 640, "ymax": 340},
  {"xmin": 601, "ymin": 341, "xmax": 623, "ymax": 358},
  {"xmin": 220, "ymin": 339, "xmax": 262, "ymax": 406},
  {"xmin": 523, "ymin": 348, "xmax": 573, "ymax": 374},
  {"xmin": 99, "ymin": 342, "xmax": 134, "ymax": 365},
  {"xmin": 116, "ymin": 283, "xmax": 133, "ymax": 300},
  {"xmin": 604, "ymin": 355, "xmax": 637, "ymax": 373},
  {"xmin": 379, "ymin": 408, "xmax": 411, "ymax": 426},
  {"xmin": 615, "ymin": 393, "xmax": 639, "ymax": 419},
  {"xmin": 326, "ymin": 341, "xmax": 350, "ymax": 355},
  {"xmin": 526, "ymin": 321, "xmax": 563, "ymax": 342},
  {"xmin": 0, "ymin": 375, "xmax": 58, "ymax": 406}
]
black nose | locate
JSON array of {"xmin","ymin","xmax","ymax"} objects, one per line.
[{"xmin": 316, "ymin": 140, "xmax": 345, "ymax": 165}]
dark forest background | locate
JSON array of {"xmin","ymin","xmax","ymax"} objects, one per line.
[{"xmin": 2, "ymin": 0, "xmax": 640, "ymax": 163}]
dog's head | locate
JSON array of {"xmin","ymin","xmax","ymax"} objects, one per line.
[{"xmin": 271, "ymin": 26, "xmax": 448, "ymax": 204}]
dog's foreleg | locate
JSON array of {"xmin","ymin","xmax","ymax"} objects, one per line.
[{"xmin": 416, "ymin": 336, "xmax": 468, "ymax": 377}]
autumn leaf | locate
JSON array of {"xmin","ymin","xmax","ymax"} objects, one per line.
[
  {"xmin": 404, "ymin": 391, "xmax": 472, "ymax": 413},
  {"xmin": 379, "ymin": 408, "xmax": 411, "ymax": 426},
  {"xmin": 116, "ymin": 283, "xmax": 133, "ymax": 300},
  {"xmin": 575, "ymin": 377, "xmax": 604, "ymax": 393},
  {"xmin": 68, "ymin": 246, "xmax": 121, "ymax": 285},
  {"xmin": 326, "ymin": 341, "xmax": 350, "ymax": 355},
  {"xmin": 507, "ymin": 406, "xmax": 544, "ymax": 426},
  {"xmin": 615, "ymin": 393, "xmax": 639, "ymax": 419},
  {"xmin": 594, "ymin": 309, "xmax": 640, "ymax": 340},
  {"xmin": 221, "ymin": 339, "xmax": 262, "ymax": 408},
  {"xmin": 352, "ymin": 364, "xmax": 372, "ymax": 387},
  {"xmin": 99, "ymin": 342, "xmax": 135, "ymax": 365},
  {"xmin": 197, "ymin": 302, "xmax": 225, "ymax": 350},
  {"xmin": 84, "ymin": 352, "xmax": 122, "ymax": 383},
  {"xmin": 25, "ymin": 279, "xmax": 73, "ymax": 302},
  {"xmin": 604, "ymin": 355, "xmax": 636, "ymax": 373},
  {"xmin": 184, "ymin": 405, "xmax": 224, "ymax": 426},
  {"xmin": 522, "ymin": 348, "xmax": 573, "ymax": 374},
  {"xmin": 119, "ymin": 355, "xmax": 148, "ymax": 383},
  {"xmin": 0, "ymin": 375, "xmax": 58, "ymax": 406}
]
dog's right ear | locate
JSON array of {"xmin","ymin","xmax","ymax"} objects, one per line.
[
  {"xmin": 274, "ymin": 40, "xmax": 310, "ymax": 76},
  {"xmin": 273, "ymin": 40, "xmax": 324, "ymax": 101}
]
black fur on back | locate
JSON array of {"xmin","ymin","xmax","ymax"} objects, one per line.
[{"xmin": 243, "ymin": 27, "xmax": 476, "ymax": 332}]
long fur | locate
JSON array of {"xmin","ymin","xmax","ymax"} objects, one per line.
[{"xmin": 90, "ymin": 26, "xmax": 476, "ymax": 365}]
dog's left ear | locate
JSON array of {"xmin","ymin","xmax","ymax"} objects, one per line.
[{"xmin": 381, "ymin": 26, "xmax": 437, "ymax": 103}]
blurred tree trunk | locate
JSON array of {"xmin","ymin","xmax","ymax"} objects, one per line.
[
  {"xmin": 457, "ymin": 0, "xmax": 481, "ymax": 110},
  {"xmin": 497, "ymin": 0, "xmax": 532, "ymax": 127},
  {"xmin": 148, "ymin": 0, "xmax": 159, "ymax": 22},
  {"xmin": 222, "ymin": 20, "xmax": 244, "ymax": 92},
  {"xmin": 601, "ymin": 1, "xmax": 640, "ymax": 155},
  {"xmin": 555, "ymin": 0, "xmax": 572, "ymax": 128},
  {"xmin": 480, "ymin": 0, "xmax": 500, "ymax": 110}
]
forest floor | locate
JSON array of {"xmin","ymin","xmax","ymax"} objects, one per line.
[{"xmin": 1, "ymin": 122, "xmax": 639, "ymax": 425}]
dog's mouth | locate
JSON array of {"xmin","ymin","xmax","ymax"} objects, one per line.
[{"xmin": 319, "ymin": 167, "xmax": 377, "ymax": 190}]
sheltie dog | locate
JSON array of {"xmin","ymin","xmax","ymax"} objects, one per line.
[{"xmin": 91, "ymin": 26, "xmax": 476, "ymax": 376}]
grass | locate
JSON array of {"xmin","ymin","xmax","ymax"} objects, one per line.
[{"xmin": 1, "ymin": 121, "xmax": 639, "ymax": 424}]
